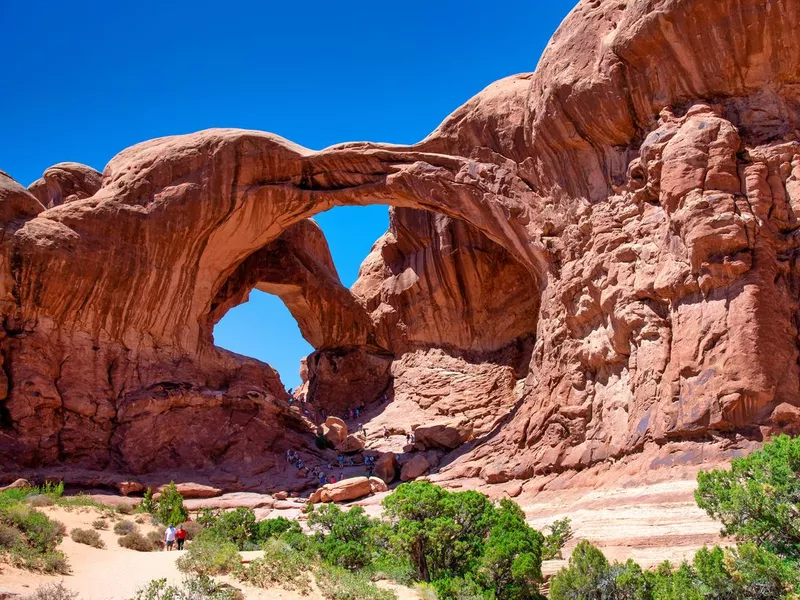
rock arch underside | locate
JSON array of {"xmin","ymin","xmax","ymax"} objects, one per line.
[{"xmin": 4, "ymin": 0, "xmax": 800, "ymax": 493}]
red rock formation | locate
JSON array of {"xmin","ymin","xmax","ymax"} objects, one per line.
[{"xmin": 3, "ymin": 0, "xmax": 800, "ymax": 491}]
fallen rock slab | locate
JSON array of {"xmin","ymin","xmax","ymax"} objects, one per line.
[
  {"xmin": 400, "ymin": 455, "xmax": 430, "ymax": 481},
  {"xmin": 415, "ymin": 419, "xmax": 473, "ymax": 450}
]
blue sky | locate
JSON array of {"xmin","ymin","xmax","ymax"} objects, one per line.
[{"xmin": 0, "ymin": 0, "xmax": 575, "ymax": 388}]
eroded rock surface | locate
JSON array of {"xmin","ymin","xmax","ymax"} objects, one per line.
[{"xmin": 2, "ymin": 0, "xmax": 800, "ymax": 489}]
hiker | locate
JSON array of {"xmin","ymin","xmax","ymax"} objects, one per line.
[
  {"xmin": 164, "ymin": 524, "xmax": 177, "ymax": 551},
  {"xmin": 383, "ymin": 426, "xmax": 389, "ymax": 439},
  {"xmin": 176, "ymin": 525, "xmax": 187, "ymax": 550},
  {"xmin": 358, "ymin": 423, "xmax": 366, "ymax": 435},
  {"xmin": 330, "ymin": 474, "xmax": 337, "ymax": 484}
]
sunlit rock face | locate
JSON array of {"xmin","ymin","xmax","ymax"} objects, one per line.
[{"xmin": 3, "ymin": 0, "xmax": 800, "ymax": 488}]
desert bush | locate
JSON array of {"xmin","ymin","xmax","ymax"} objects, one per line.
[
  {"xmin": 234, "ymin": 538, "xmax": 312, "ymax": 593},
  {"xmin": 182, "ymin": 519, "xmax": 204, "ymax": 540},
  {"xmin": 542, "ymin": 517, "xmax": 573, "ymax": 561},
  {"xmin": 316, "ymin": 564, "xmax": 397, "ymax": 600},
  {"xmin": 154, "ymin": 482, "xmax": 188, "ymax": 527},
  {"xmin": 9, "ymin": 543, "xmax": 70, "ymax": 574},
  {"xmin": 118, "ymin": 531, "xmax": 156, "ymax": 552},
  {"xmin": 92, "ymin": 519, "xmax": 107, "ymax": 530},
  {"xmin": 70, "ymin": 527, "xmax": 105, "ymax": 549},
  {"xmin": 135, "ymin": 515, "xmax": 146, "ymax": 524},
  {"xmin": 26, "ymin": 494, "xmax": 54, "ymax": 507},
  {"xmin": 113, "ymin": 520, "xmax": 137, "ymax": 535},
  {"xmin": 118, "ymin": 502, "xmax": 136, "ymax": 515},
  {"xmin": 176, "ymin": 535, "xmax": 239, "ymax": 575},
  {"xmin": 0, "ymin": 522, "xmax": 20, "ymax": 547},
  {"xmin": 414, "ymin": 582, "xmax": 439, "ymax": 600},
  {"xmin": 3, "ymin": 503, "xmax": 66, "ymax": 553},
  {"xmin": 147, "ymin": 530, "xmax": 165, "ymax": 550},
  {"xmin": 132, "ymin": 576, "xmax": 242, "ymax": 600},
  {"xmin": 22, "ymin": 581, "xmax": 78, "ymax": 600}
]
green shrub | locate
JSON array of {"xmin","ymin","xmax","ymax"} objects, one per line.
[
  {"xmin": 477, "ymin": 500, "xmax": 544, "ymax": 599},
  {"xmin": 432, "ymin": 576, "xmax": 488, "ymax": 600},
  {"xmin": 92, "ymin": 519, "xmax": 107, "ymax": 530},
  {"xmin": 695, "ymin": 434, "xmax": 800, "ymax": 557},
  {"xmin": 113, "ymin": 520, "xmax": 137, "ymax": 535},
  {"xmin": 154, "ymin": 482, "xmax": 188, "ymax": 527},
  {"xmin": 3, "ymin": 503, "xmax": 65, "ymax": 553},
  {"xmin": 414, "ymin": 582, "xmax": 439, "ymax": 600},
  {"xmin": 234, "ymin": 538, "xmax": 312, "ymax": 593},
  {"xmin": 176, "ymin": 535, "xmax": 239, "ymax": 575},
  {"xmin": 253, "ymin": 516, "xmax": 299, "ymax": 542},
  {"xmin": 316, "ymin": 564, "xmax": 397, "ymax": 600},
  {"xmin": 9, "ymin": 543, "xmax": 70, "ymax": 574},
  {"xmin": 726, "ymin": 543, "xmax": 800, "ymax": 599},
  {"xmin": 137, "ymin": 487, "xmax": 156, "ymax": 515},
  {"xmin": 549, "ymin": 540, "xmax": 610, "ymax": 600},
  {"xmin": 308, "ymin": 504, "xmax": 376, "ymax": 571},
  {"xmin": 55, "ymin": 493, "xmax": 107, "ymax": 510},
  {"xmin": 542, "ymin": 517, "xmax": 573, "ymax": 560},
  {"xmin": 118, "ymin": 531, "xmax": 156, "ymax": 552},
  {"xmin": 382, "ymin": 481, "xmax": 497, "ymax": 582},
  {"xmin": 366, "ymin": 554, "xmax": 416, "ymax": 586},
  {"xmin": 132, "ymin": 576, "xmax": 242, "ymax": 600},
  {"xmin": 22, "ymin": 581, "xmax": 78, "ymax": 600},
  {"xmin": 205, "ymin": 507, "xmax": 256, "ymax": 550},
  {"xmin": 70, "ymin": 527, "xmax": 105, "ymax": 549}
]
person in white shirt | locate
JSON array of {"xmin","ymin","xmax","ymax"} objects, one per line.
[{"xmin": 164, "ymin": 524, "xmax": 177, "ymax": 551}]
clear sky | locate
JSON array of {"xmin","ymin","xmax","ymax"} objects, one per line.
[{"xmin": 0, "ymin": 0, "xmax": 576, "ymax": 388}]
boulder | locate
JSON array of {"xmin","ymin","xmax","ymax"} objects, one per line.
[
  {"xmin": 308, "ymin": 476, "xmax": 373, "ymax": 504},
  {"xmin": 414, "ymin": 419, "xmax": 473, "ymax": 450},
  {"xmin": 322, "ymin": 417, "xmax": 348, "ymax": 446},
  {"xmin": 336, "ymin": 433, "xmax": 366, "ymax": 454},
  {"xmin": 369, "ymin": 477, "xmax": 388, "ymax": 493},
  {"xmin": 156, "ymin": 482, "xmax": 222, "ymax": 499},
  {"xmin": 117, "ymin": 481, "xmax": 144, "ymax": 496},
  {"xmin": 373, "ymin": 453, "xmax": 398, "ymax": 484},
  {"xmin": 400, "ymin": 455, "xmax": 430, "ymax": 481},
  {"xmin": 0, "ymin": 478, "xmax": 31, "ymax": 491}
]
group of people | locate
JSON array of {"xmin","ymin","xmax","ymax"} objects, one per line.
[
  {"xmin": 286, "ymin": 449, "xmax": 304, "ymax": 471},
  {"xmin": 163, "ymin": 524, "xmax": 187, "ymax": 551}
]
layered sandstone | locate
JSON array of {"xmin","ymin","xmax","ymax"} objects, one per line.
[{"xmin": 3, "ymin": 0, "xmax": 800, "ymax": 490}]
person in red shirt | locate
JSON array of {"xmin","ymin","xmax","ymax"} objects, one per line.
[{"xmin": 176, "ymin": 525, "xmax": 187, "ymax": 550}]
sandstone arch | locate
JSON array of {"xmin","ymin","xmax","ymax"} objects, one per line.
[{"xmin": 3, "ymin": 0, "xmax": 800, "ymax": 488}]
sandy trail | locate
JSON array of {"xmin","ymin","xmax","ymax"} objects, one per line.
[{"xmin": 0, "ymin": 506, "xmax": 407, "ymax": 600}]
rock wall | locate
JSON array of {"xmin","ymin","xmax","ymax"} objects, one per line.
[{"xmin": 3, "ymin": 0, "xmax": 800, "ymax": 487}]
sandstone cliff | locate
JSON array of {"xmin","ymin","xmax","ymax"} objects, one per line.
[{"xmin": 3, "ymin": 0, "xmax": 800, "ymax": 490}]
